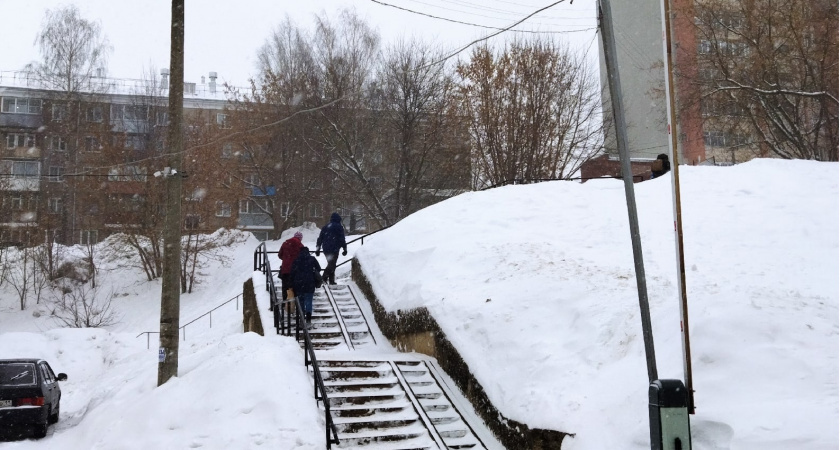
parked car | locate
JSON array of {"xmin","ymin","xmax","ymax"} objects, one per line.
[{"xmin": 0, "ymin": 359, "xmax": 67, "ymax": 438}]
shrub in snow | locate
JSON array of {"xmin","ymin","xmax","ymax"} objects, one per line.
[{"xmin": 49, "ymin": 282, "xmax": 121, "ymax": 328}]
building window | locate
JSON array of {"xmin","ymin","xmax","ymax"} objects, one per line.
[
  {"xmin": 184, "ymin": 214, "xmax": 201, "ymax": 230},
  {"xmin": 280, "ymin": 201, "xmax": 290, "ymax": 218},
  {"xmin": 48, "ymin": 166, "xmax": 64, "ymax": 182},
  {"xmin": 52, "ymin": 103, "xmax": 68, "ymax": 121},
  {"xmin": 108, "ymin": 165, "xmax": 147, "ymax": 182},
  {"xmin": 12, "ymin": 161, "xmax": 39, "ymax": 178},
  {"xmin": 86, "ymin": 105, "xmax": 104, "ymax": 123},
  {"xmin": 80, "ymin": 230, "xmax": 98, "ymax": 245},
  {"xmin": 216, "ymin": 113, "xmax": 230, "ymax": 128},
  {"xmin": 10, "ymin": 194, "xmax": 23, "ymax": 210},
  {"xmin": 215, "ymin": 201, "xmax": 232, "ymax": 217},
  {"xmin": 155, "ymin": 111, "xmax": 169, "ymax": 126},
  {"xmin": 124, "ymin": 135, "xmax": 145, "ymax": 150},
  {"xmin": 1, "ymin": 97, "xmax": 42, "ymax": 114},
  {"xmin": 111, "ymin": 104, "xmax": 148, "ymax": 122},
  {"xmin": 239, "ymin": 199, "xmax": 251, "ymax": 214},
  {"xmin": 309, "ymin": 203, "xmax": 322, "ymax": 218},
  {"xmin": 698, "ymin": 39, "xmax": 713, "ymax": 55},
  {"xmin": 84, "ymin": 136, "xmax": 100, "ymax": 152},
  {"xmin": 221, "ymin": 143, "xmax": 234, "ymax": 159},
  {"xmin": 48, "ymin": 135, "xmax": 67, "ymax": 151},
  {"xmin": 6, "ymin": 133, "xmax": 36, "ymax": 149},
  {"xmin": 48, "ymin": 197, "xmax": 62, "ymax": 213}
]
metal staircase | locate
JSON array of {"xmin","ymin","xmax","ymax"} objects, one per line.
[
  {"xmin": 317, "ymin": 359, "xmax": 487, "ymax": 449},
  {"xmin": 254, "ymin": 242, "xmax": 498, "ymax": 449}
]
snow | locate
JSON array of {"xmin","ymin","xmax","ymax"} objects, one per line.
[
  {"xmin": 355, "ymin": 159, "xmax": 839, "ymax": 449},
  {"xmin": 0, "ymin": 159, "xmax": 837, "ymax": 449}
]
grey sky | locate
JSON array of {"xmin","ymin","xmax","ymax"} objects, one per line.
[{"xmin": 0, "ymin": 0, "xmax": 597, "ymax": 87}]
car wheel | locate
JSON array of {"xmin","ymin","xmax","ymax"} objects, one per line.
[
  {"xmin": 49, "ymin": 402, "xmax": 60, "ymax": 424},
  {"xmin": 33, "ymin": 418, "xmax": 48, "ymax": 439}
]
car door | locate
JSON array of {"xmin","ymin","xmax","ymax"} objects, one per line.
[{"xmin": 37, "ymin": 362, "xmax": 56, "ymax": 411}]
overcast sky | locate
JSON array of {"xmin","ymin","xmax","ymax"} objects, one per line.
[{"xmin": 0, "ymin": 0, "xmax": 598, "ymax": 87}]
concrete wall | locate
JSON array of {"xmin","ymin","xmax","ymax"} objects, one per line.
[{"xmin": 352, "ymin": 259, "xmax": 569, "ymax": 449}]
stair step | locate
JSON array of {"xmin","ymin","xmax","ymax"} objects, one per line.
[
  {"xmin": 321, "ymin": 360, "xmax": 386, "ymax": 368},
  {"xmin": 337, "ymin": 419, "xmax": 421, "ymax": 434},
  {"xmin": 332, "ymin": 410, "xmax": 419, "ymax": 425},
  {"xmin": 337, "ymin": 426, "xmax": 431, "ymax": 446},
  {"xmin": 326, "ymin": 383, "xmax": 402, "ymax": 394},
  {"xmin": 324, "ymin": 376, "xmax": 399, "ymax": 387}
]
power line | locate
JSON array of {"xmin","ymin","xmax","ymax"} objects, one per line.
[
  {"xmin": 370, "ymin": 0, "xmax": 592, "ymax": 34},
  {"xmin": 418, "ymin": 0, "xmax": 586, "ymax": 68},
  {"xmin": 402, "ymin": 0, "xmax": 594, "ymax": 24}
]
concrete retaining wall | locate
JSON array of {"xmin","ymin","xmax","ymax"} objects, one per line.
[{"xmin": 352, "ymin": 259, "xmax": 569, "ymax": 449}]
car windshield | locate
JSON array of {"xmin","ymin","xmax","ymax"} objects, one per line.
[{"xmin": 0, "ymin": 363, "xmax": 37, "ymax": 386}]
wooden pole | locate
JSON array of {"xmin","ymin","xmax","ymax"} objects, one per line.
[
  {"xmin": 661, "ymin": 0, "xmax": 696, "ymax": 413},
  {"xmin": 158, "ymin": 0, "xmax": 184, "ymax": 387}
]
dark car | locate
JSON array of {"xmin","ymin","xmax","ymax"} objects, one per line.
[{"xmin": 0, "ymin": 359, "xmax": 67, "ymax": 438}]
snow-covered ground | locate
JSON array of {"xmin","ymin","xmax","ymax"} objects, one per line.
[{"xmin": 0, "ymin": 159, "xmax": 837, "ymax": 449}]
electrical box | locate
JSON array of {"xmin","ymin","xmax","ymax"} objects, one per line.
[{"xmin": 649, "ymin": 379, "xmax": 692, "ymax": 450}]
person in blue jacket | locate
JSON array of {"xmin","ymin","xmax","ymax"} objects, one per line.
[
  {"xmin": 315, "ymin": 212, "xmax": 348, "ymax": 285},
  {"xmin": 291, "ymin": 246, "xmax": 321, "ymax": 327}
]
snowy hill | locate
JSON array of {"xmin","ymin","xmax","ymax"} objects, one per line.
[
  {"xmin": 355, "ymin": 159, "xmax": 839, "ymax": 449},
  {"xmin": 0, "ymin": 159, "xmax": 837, "ymax": 449}
]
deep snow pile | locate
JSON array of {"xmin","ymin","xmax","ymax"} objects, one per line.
[
  {"xmin": 355, "ymin": 159, "xmax": 839, "ymax": 450},
  {"xmin": 0, "ymin": 230, "xmax": 326, "ymax": 449}
]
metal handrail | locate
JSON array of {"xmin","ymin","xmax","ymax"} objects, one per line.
[
  {"xmin": 135, "ymin": 293, "xmax": 242, "ymax": 349},
  {"xmin": 254, "ymin": 243, "xmax": 339, "ymax": 449},
  {"xmin": 294, "ymin": 296, "xmax": 340, "ymax": 449}
]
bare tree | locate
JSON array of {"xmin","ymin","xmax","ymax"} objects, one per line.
[
  {"xmin": 304, "ymin": 8, "xmax": 392, "ymax": 226},
  {"xmin": 456, "ymin": 38, "xmax": 605, "ymax": 188},
  {"xmin": 180, "ymin": 229, "xmax": 247, "ymax": 294},
  {"xmin": 377, "ymin": 39, "xmax": 468, "ymax": 223},
  {"xmin": 30, "ymin": 246, "xmax": 52, "ymax": 304},
  {"xmin": 687, "ymin": 0, "xmax": 838, "ymax": 161},
  {"xmin": 25, "ymin": 4, "xmax": 112, "ymax": 94},
  {"xmin": 50, "ymin": 283, "xmax": 119, "ymax": 328},
  {"xmin": 2, "ymin": 247, "xmax": 33, "ymax": 310}
]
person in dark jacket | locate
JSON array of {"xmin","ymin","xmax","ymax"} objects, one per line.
[
  {"xmin": 315, "ymin": 212, "xmax": 347, "ymax": 285},
  {"xmin": 651, "ymin": 153, "xmax": 671, "ymax": 179},
  {"xmin": 291, "ymin": 246, "xmax": 321, "ymax": 326},
  {"xmin": 276, "ymin": 231, "xmax": 304, "ymax": 311}
]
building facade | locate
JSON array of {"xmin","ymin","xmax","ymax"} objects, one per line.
[{"xmin": 0, "ymin": 70, "xmax": 331, "ymax": 246}]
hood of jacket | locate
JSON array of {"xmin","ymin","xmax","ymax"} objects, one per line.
[
  {"xmin": 295, "ymin": 246, "xmax": 311, "ymax": 261},
  {"xmin": 330, "ymin": 212, "xmax": 342, "ymax": 223}
]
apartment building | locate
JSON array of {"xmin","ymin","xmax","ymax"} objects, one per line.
[{"xmin": 0, "ymin": 70, "xmax": 334, "ymax": 246}]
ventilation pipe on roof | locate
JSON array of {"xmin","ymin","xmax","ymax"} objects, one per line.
[
  {"xmin": 209, "ymin": 71, "xmax": 217, "ymax": 94},
  {"xmin": 160, "ymin": 68, "xmax": 170, "ymax": 89}
]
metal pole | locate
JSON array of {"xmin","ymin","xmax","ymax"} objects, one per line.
[
  {"xmin": 598, "ymin": 0, "xmax": 658, "ymax": 383},
  {"xmin": 157, "ymin": 0, "xmax": 185, "ymax": 387},
  {"xmin": 661, "ymin": 0, "xmax": 695, "ymax": 413}
]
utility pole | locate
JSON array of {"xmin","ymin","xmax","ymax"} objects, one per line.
[
  {"xmin": 158, "ymin": 0, "xmax": 184, "ymax": 387},
  {"xmin": 598, "ymin": 0, "xmax": 658, "ymax": 383},
  {"xmin": 661, "ymin": 0, "xmax": 695, "ymax": 413}
]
